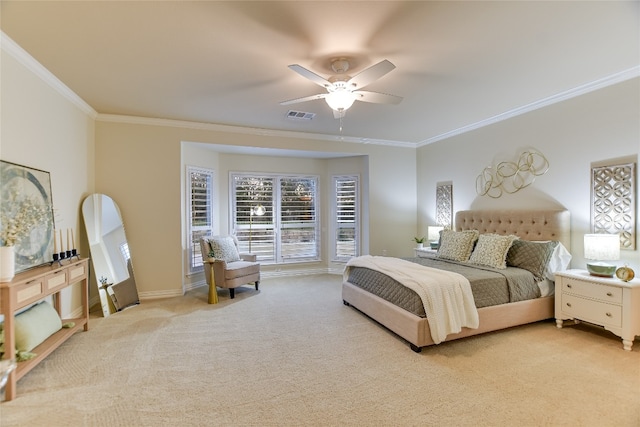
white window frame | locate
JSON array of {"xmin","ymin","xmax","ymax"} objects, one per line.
[
  {"xmin": 331, "ymin": 175, "xmax": 360, "ymax": 262},
  {"xmin": 186, "ymin": 166, "xmax": 215, "ymax": 274},
  {"xmin": 230, "ymin": 173, "xmax": 320, "ymax": 264}
]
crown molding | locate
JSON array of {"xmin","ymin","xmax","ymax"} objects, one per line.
[
  {"xmin": 1, "ymin": 32, "xmax": 98, "ymax": 119},
  {"xmin": 96, "ymin": 113, "xmax": 416, "ymax": 148},
  {"xmin": 418, "ymin": 66, "xmax": 640, "ymax": 147}
]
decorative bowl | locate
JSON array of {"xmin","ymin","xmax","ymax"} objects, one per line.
[{"xmin": 586, "ymin": 262, "xmax": 616, "ymax": 277}]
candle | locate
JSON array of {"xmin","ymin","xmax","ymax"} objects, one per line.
[
  {"xmin": 71, "ymin": 229, "xmax": 75, "ymax": 249},
  {"xmin": 53, "ymin": 229, "xmax": 58, "ymax": 252},
  {"xmin": 67, "ymin": 228, "xmax": 70, "ymax": 250},
  {"xmin": 59, "ymin": 229, "xmax": 64, "ymax": 252}
]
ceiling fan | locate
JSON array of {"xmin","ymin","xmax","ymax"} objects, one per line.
[{"xmin": 280, "ymin": 58, "xmax": 402, "ymax": 119}]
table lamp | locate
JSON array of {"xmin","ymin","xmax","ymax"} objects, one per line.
[
  {"xmin": 584, "ymin": 233, "xmax": 620, "ymax": 277},
  {"xmin": 428, "ymin": 226, "xmax": 444, "ymax": 249}
]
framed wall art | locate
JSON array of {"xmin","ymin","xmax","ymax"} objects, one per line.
[
  {"xmin": 591, "ymin": 161, "xmax": 636, "ymax": 250},
  {"xmin": 0, "ymin": 160, "xmax": 55, "ymax": 273}
]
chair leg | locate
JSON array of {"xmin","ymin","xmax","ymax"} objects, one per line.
[
  {"xmin": 229, "ymin": 288, "xmax": 235, "ymax": 299},
  {"xmin": 255, "ymin": 281, "xmax": 259, "ymax": 291}
]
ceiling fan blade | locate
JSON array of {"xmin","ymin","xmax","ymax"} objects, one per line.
[
  {"xmin": 279, "ymin": 93, "xmax": 327, "ymax": 106},
  {"xmin": 347, "ymin": 59, "xmax": 396, "ymax": 90},
  {"xmin": 353, "ymin": 90, "xmax": 403, "ymax": 105},
  {"xmin": 288, "ymin": 64, "xmax": 332, "ymax": 88}
]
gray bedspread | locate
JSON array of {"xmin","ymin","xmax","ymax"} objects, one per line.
[{"xmin": 346, "ymin": 256, "xmax": 539, "ymax": 318}]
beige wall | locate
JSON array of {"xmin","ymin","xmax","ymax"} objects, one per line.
[
  {"xmin": 1, "ymin": 48, "xmax": 95, "ymax": 316},
  {"xmin": 4, "ymin": 35, "xmax": 637, "ymax": 305},
  {"xmin": 417, "ymin": 77, "xmax": 640, "ymax": 272},
  {"xmin": 95, "ymin": 120, "xmax": 416, "ymax": 298}
]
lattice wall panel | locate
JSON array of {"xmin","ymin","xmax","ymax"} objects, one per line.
[
  {"xmin": 436, "ymin": 183, "xmax": 453, "ymax": 229},
  {"xmin": 591, "ymin": 162, "xmax": 636, "ymax": 250}
]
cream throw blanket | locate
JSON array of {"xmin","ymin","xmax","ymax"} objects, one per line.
[{"xmin": 344, "ymin": 256, "xmax": 479, "ymax": 344}]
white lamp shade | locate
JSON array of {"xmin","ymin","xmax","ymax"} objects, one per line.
[
  {"xmin": 427, "ymin": 226, "xmax": 444, "ymax": 242},
  {"xmin": 325, "ymin": 89, "xmax": 356, "ymax": 111},
  {"xmin": 584, "ymin": 233, "xmax": 620, "ymax": 261}
]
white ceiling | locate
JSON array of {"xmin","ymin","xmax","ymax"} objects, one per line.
[{"xmin": 1, "ymin": 1, "xmax": 638, "ymax": 146}]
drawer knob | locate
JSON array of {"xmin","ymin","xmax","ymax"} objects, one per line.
[
  {"xmin": 606, "ymin": 312, "xmax": 612, "ymax": 317},
  {"xmin": 566, "ymin": 302, "xmax": 572, "ymax": 308},
  {"xmin": 606, "ymin": 292, "xmax": 613, "ymax": 297},
  {"xmin": 567, "ymin": 284, "xmax": 572, "ymax": 289}
]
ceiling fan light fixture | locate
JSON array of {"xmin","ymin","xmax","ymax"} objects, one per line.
[{"xmin": 325, "ymin": 89, "xmax": 356, "ymax": 112}]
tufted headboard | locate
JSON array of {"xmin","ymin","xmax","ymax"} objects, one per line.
[{"xmin": 455, "ymin": 210, "xmax": 571, "ymax": 250}]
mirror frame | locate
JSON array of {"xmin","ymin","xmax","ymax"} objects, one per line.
[{"xmin": 82, "ymin": 193, "xmax": 139, "ymax": 316}]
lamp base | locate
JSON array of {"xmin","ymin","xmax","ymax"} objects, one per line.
[{"xmin": 586, "ymin": 262, "xmax": 616, "ymax": 278}]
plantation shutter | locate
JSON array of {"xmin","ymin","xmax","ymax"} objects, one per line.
[
  {"xmin": 188, "ymin": 167, "xmax": 214, "ymax": 273},
  {"xmin": 233, "ymin": 176, "xmax": 275, "ymax": 261},
  {"xmin": 231, "ymin": 174, "xmax": 319, "ymax": 263},
  {"xmin": 279, "ymin": 177, "xmax": 319, "ymax": 261},
  {"xmin": 333, "ymin": 175, "xmax": 359, "ymax": 261}
]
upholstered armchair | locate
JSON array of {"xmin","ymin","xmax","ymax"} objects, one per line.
[{"xmin": 200, "ymin": 236, "xmax": 260, "ymax": 304}]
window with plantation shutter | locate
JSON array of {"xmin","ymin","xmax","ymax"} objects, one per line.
[
  {"xmin": 279, "ymin": 176, "xmax": 318, "ymax": 261},
  {"xmin": 187, "ymin": 167, "xmax": 215, "ymax": 273},
  {"xmin": 231, "ymin": 173, "xmax": 319, "ymax": 264},
  {"xmin": 232, "ymin": 175, "xmax": 275, "ymax": 261},
  {"xmin": 331, "ymin": 175, "xmax": 359, "ymax": 261}
]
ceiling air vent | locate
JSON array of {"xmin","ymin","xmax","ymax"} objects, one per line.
[{"xmin": 286, "ymin": 110, "xmax": 315, "ymax": 121}]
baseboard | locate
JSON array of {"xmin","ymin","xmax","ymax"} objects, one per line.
[
  {"xmin": 261, "ymin": 267, "xmax": 330, "ymax": 278},
  {"xmin": 139, "ymin": 289, "xmax": 184, "ymax": 301},
  {"xmin": 140, "ymin": 267, "xmax": 342, "ymax": 302}
]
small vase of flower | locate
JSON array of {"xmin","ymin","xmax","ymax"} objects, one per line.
[{"xmin": 0, "ymin": 187, "xmax": 52, "ymax": 282}]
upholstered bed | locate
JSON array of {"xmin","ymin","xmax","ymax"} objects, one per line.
[{"xmin": 342, "ymin": 210, "xmax": 571, "ymax": 352}]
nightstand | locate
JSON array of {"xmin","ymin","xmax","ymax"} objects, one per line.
[
  {"xmin": 555, "ymin": 269, "xmax": 640, "ymax": 351},
  {"xmin": 414, "ymin": 247, "xmax": 437, "ymax": 258}
]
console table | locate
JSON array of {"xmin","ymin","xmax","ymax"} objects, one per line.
[{"xmin": 0, "ymin": 258, "xmax": 89, "ymax": 401}]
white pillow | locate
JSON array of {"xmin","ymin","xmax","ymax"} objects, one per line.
[
  {"xmin": 545, "ymin": 242, "xmax": 572, "ymax": 281},
  {"xmin": 208, "ymin": 236, "xmax": 241, "ymax": 262}
]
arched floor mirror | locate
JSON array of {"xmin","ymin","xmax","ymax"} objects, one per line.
[{"xmin": 82, "ymin": 194, "xmax": 139, "ymax": 316}]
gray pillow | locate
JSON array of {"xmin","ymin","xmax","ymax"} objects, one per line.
[
  {"xmin": 208, "ymin": 236, "xmax": 241, "ymax": 262},
  {"xmin": 506, "ymin": 240, "xmax": 559, "ymax": 281}
]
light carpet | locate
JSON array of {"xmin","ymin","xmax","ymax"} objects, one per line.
[{"xmin": 1, "ymin": 274, "xmax": 638, "ymax": 426}]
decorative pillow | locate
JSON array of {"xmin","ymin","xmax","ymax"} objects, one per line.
[
  {"xmin": 469, "ymin": 234, "xmax": 519, "ymax": 269},
  {"xmin": 14, "ymin": 301, "xmax": 62, "ymax": 352},
  {"xmin": 208, "ymin": 236, "xmax": 240, "ymax": 262},
  {"xmin": 436, "ymin": 230, "xmax": 479, "ymax": 262},
  {"xmin": 506, "ymin": 240, "xmax": 558, "ymax": 281}
]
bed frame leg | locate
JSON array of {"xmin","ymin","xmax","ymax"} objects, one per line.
[{"xmin": 410, "ymin": 344, "xmax": 422, "ymax": 353}]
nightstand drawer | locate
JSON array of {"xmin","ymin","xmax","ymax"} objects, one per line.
[
  {"xmin": 562, "ymin": 278, "xmax": 622, "ymax": 304},
  {"xmin": 561, "ymin": 294, "xmax": 622, "ymax": 328}
]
